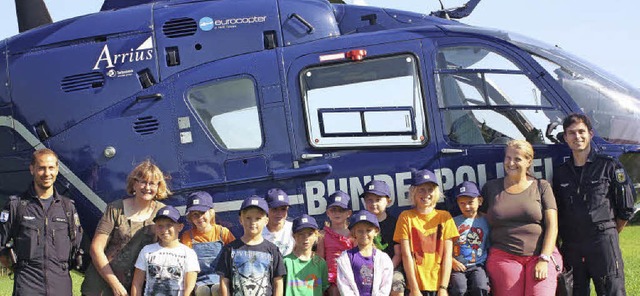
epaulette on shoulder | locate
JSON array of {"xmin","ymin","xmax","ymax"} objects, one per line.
[{"xmin": 596, "ymin": 153, "xmax": 616, "ymax": 161}]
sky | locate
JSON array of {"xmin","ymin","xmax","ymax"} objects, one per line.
[{"xmin": 1, "ymin": 0, "xmax": 639, "ymax": 88}]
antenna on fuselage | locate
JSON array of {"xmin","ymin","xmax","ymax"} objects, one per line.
[
  {"xmin": 15, "ymin": 0, "xmax": 53, "ymax": 33},
  {"xmin": 436, "ymin": 0, "xmax": 450, "ymax": 20},
  {"xmin": 431, "ymin": 0, "xmax": 481, "ymax": 20}
]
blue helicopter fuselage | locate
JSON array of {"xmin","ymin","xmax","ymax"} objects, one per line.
[{"xmin": 1, "ymin": 0, "xmax": 639, "ymax": 237}]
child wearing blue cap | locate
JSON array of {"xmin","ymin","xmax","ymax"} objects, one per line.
[
  {"xmin": 180, "ymin": 191, "xmax": 235, "ymax": 296},
  {"xmin": 449, "ymin": 181, "xmax": 490, "ymax": 296},
  {"xmin": 362, "ymin": 179, "xmax": 405, "ymax": 296},
  {"xmin": 393, "ymin": 169, "xmax": 459, "ymax": 296},
  {"xmin": 336, "ymin": 210, "xmax": 393, "ymax": 296},
  {"xmin": 317, "ymin": 190, "xmax": 354, "ymax": 296},
  {"xmin": 131, "ymin": 205, "xmax": 200, "ymax": 296},
  {"xmin": 215, "ymin": 195, "xmax": 286, "ymax": 296},
  {"xmin": 284, "ymin": 215, "xmax": 329, "ymax": 296},
  {"xmin": 263, "ymin": 188, "xmax": 295, "ymax": 256}
]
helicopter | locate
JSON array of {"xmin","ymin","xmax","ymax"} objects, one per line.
[{"xmin": 0, "ymin": 0, "xmax": 639, "ymax": 241}]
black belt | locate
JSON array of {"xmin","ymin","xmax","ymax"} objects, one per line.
[{"xmin": 593, "ymin": 220, "xmax": 616, "ymax": 231}]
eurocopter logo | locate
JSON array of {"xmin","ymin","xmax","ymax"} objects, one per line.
[
  {"xmin": 92, "ymin": 37, "xmax": 154, "ymax": 70},
  {"xmin": 214, "ymin": 16, "xmax": 267, "ymax": 29}
]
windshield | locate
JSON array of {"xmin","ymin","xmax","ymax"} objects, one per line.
[
  {"xmin": 442, "ymin": 26, "xmax": 640, "ymax": 145},
  {"xmin": 510, "ymin": 34, "xmax": 640, "ymax": 145}
]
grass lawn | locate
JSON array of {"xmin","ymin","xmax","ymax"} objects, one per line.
[
  {"xmin": 0, "ymin": 225, "xmax": 639, "ymax": 295},
  {"xmin": 0, "ymin": 270, "xmax": 83, "ymax": 296},
  {"xmin": 620, "ymin": 224, "xmax": 640, "ymax": 294}
]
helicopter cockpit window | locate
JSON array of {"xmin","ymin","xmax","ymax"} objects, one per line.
[
  {"xmin": 531, "ymin": 54, "xmax": 640, "ymax": 145},
  {"xmin": 301, "ymin": 54, "xmax": 426, "ymax": 148},
  {"xmin": 187, "ymin": 78, "xmax": 262, "ymax": 150},
  {"xmin": 435, "ymin": 46, "xmax": 564, "ymax": 145}
]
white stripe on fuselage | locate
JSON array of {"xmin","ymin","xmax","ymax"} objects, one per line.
[
  {"xmin": 0, "ymin": 115, "xmax": 269, "ymax": 214},
  {"xmin": 0, "ymin": 116, "xmax": 107, "ymax": 211}
]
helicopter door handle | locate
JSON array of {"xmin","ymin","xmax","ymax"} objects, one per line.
[
  {"xmin": 301, "ymin": 153, "xmax": 323, "ymax": 160},
  {"xmin": 136, "ymin": 93, "xmax": 163, "ymax": 103},
  {"xmin": 289, "ymin": 13, "xmax": 314, "ymax": 34},
  {"xmin": 272, "ymin": 164, "xmax": 332, "ymax": 180},
  {"xmin": 441, "ymin": 148, "xmax": 466, "ymax": 154}
]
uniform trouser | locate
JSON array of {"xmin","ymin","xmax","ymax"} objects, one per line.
[
  {"xmin": 14, "ymin": 261, "xmax": 72, "ymax": 296},
  {"xmin": 449, "ymin": 265, "xmax": 489, "ymax": 296},
  {"xmin": 562, "ymin": 228, "xmax": 626, "ymax": 296}
]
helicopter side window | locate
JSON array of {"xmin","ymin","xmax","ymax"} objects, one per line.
[
  {"xmin": 187, "ymin": 77, "xmax": 263, "ymax": 150},
  {"xmin": 435, "ymin": 46, "xmax": 564, "ymax": 145},
  {"xmin": 300, "ymin": 54, "xmax": 427, "ymax": 148}
]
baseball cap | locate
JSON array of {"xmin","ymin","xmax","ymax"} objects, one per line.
[
  {"xmin": 327, "ymin": 190, "xmax": 350, "ymax": 209},
  {"xmin": 292, "ymin": 214, "xmax": 319, "ymax": 233},
  {"xmin": 361, "ymin": 180, "xmax": 391, "ymax": 198},
  {"xmin": 154, "ymin": 205, "xmax": 181, "ymax": 223},
  {"xmin": 412, "ymin": 169, "xmax": 438, "ymax": 186},
  {"xmin": 349, "ymin": 210, "xmax": 380, "ymax": 230},
  {"xmin": 239, "ymin": 195, "xmax": 269, "ymax": 214},
  {"xmin": 186, "ymin": 191, "xmax": 214, "ymax": 213},
  {"xmin": 456, "ymin": 181, "xmax": 481, "ymax": 198},
  {"xmin": 265, "ymin": 188, "xmax": 290, "ymax": 208}
]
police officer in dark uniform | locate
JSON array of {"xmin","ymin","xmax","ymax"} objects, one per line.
[
  {"xmin": 0, "ymin": 148, "xmax": 83, "ymax": 296},
  {"xmin": 553, "ymin": 114, "xmax": 635, "ymax": 296}
]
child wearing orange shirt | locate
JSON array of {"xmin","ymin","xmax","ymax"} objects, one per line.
[
  {"xmin": 180, "ymin": 191, "xmax": 235, "ymax": 296},
  {"xmin": 394, "ymin": 170, "xmax": 458, "ymax": 296}
]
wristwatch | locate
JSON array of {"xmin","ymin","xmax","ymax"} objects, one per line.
[
  {"xmin": 539, "ymin": 254, "xmax": 551, "ymax": 262},
  {"xmin": 439, "ymin": 285, "xmax": 448, "ymax": 290}
]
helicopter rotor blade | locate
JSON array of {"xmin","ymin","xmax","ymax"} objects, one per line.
[{"xmin": 15, "ymin": 0, "xmax": 53, "ymax": 33}]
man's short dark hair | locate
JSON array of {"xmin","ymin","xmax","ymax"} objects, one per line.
[
  {"xmin": 31, "ymin": 148, "xmax": 59, "ymax": 165},
  {"xmin": 562, "ymin": 113, "xmax": 593, "ymax": 131}
]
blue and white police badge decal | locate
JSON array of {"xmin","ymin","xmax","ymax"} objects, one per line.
[
  {"xmin": 0, "ymin": 210, "xmax": 9, "ymax": 223},
  {"xmin": 615, "ymin": 169, "xmax": 626, "ymax": 183}
]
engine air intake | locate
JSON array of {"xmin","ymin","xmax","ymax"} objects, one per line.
[
  {"xmin": 162, "ymin": 17, "xmax": 197, "ymax": 38},
  {"xmin": 61, "ymin": 72, "xmax": 105, "ymax": 92}
]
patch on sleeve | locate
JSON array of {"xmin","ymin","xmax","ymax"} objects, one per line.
[
  {"xmin": 615, "ymin": 168, "xmax": 626, "ymax": 183},
  {"xmin": 0, "ymin": 210, "xmax": 9, "ymax": 223},
  {"xmin": 74, "ymin": 213, "xmax": 80, "ymax": 227}
]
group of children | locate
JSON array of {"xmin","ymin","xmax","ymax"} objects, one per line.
[{"xmin": 130, "ymin": 168, "xmax": 491, "ymax": 296}]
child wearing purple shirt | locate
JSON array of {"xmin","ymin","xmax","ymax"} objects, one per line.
[{"xmin": 336, "ymin": 210, "xmax": 393, "ymax": 296}]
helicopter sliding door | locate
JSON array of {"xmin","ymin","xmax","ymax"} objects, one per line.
[
  {"xmin": 284, "ymin": 40, "xmax": 440, "ymax": 217},
  {"xmin": 164, "ymin": 49, "xmax": 293, "ymax": 220},
  {"xmin": 425, "ymin": 38, "xmax": 570, "ymax": 213}
]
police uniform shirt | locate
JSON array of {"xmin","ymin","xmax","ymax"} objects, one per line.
[{"xmin": 553, "ymin": 148, "xmax": 635, "ymax": 242}]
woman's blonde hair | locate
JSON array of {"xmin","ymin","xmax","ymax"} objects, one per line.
[
  {"xmin": 125, "ymin": 159, "xmax": 171, "ymax": 200},
  {"xmin": 505, "ymin": 139, "xmax": 535, "ymax": 176}
]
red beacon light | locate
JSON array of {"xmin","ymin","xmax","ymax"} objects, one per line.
[{"xmin": 346, "ymin": 49, "xmax": 367, "ymax": 61}]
